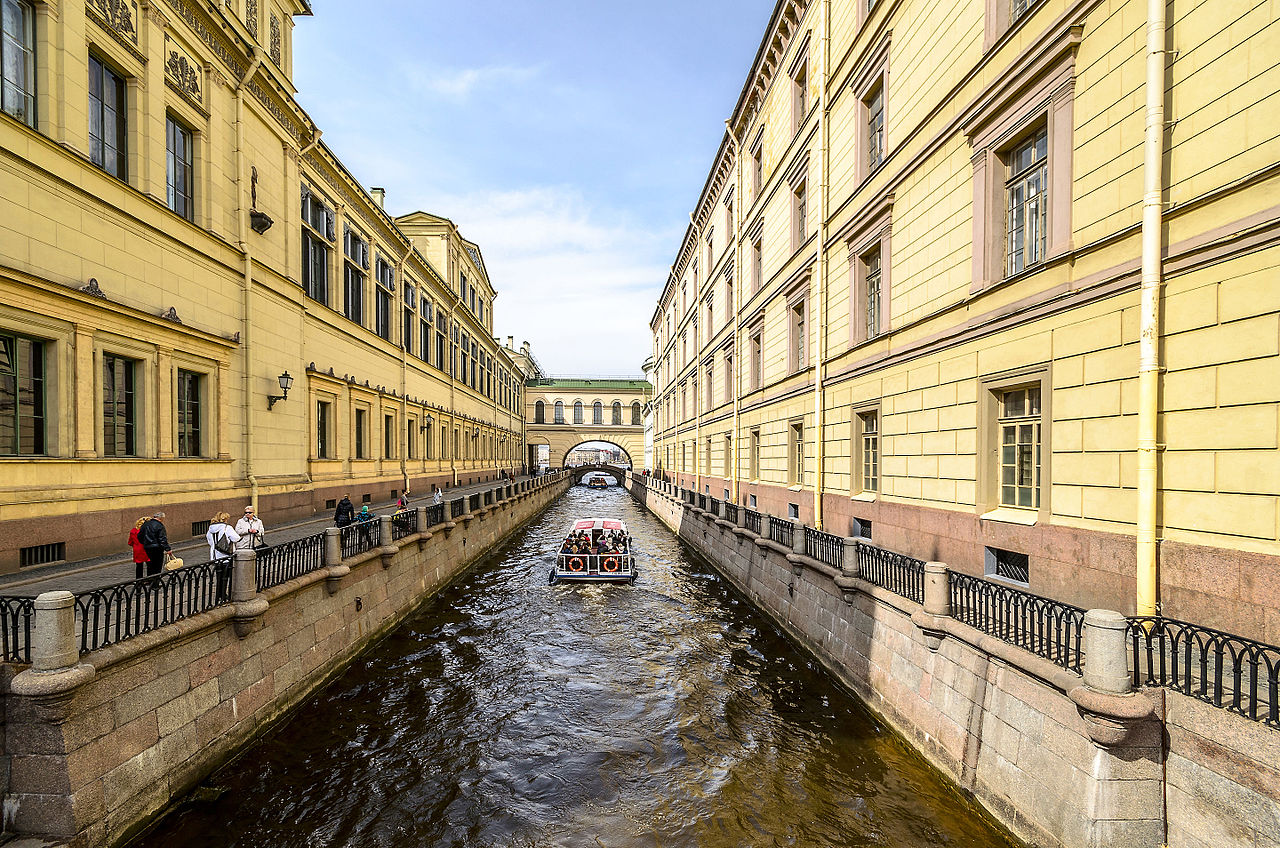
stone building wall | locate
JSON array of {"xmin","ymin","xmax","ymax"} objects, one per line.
[
  {"xmin": 631, "ymin": 477, "xmax": 1280, "ymax": 848},
  {"xmin": 3, "ymin": 476, "xmax": 570, "ymax": 848}
]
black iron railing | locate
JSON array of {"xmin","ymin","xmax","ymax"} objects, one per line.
[
  {"xmin": 745, "ymin": 509, "xmax": 763, "ymax": 535},
  {"xmin": 469, "ymin": 493, "xmax": 481, "ymax": 512},
  {"xmin": 723, "ymin": 502, "xmax": 739, "ymax": 524},
  {"xmin": 257, "ymin": 533, "xmax": 325, "ymax": 591},
  {"xmin": 708, "ymin": 497, "xmax": 721, "ymax": 516},
  {"xmin": 768, "ymin": 516, "xmax": 794, "ymax": 548},
  {"xmin": 451, "ymin": 498, "xmax": 465, "ymax": 519},
  {"xmin": 1128, "ymin": 616, "xmax": 1280, "ymax": 727},
  {"xmin": 857, "ymin": 543, "xmax": 925, "ymax": 604},
  {"xmin": 1, "ymin": 596, "xmax": 34, "ymax": 663},
  {"xmin": 805, "ymin": 527, "xmax": 844, "ymax": 569},
  {"xmin": 75, "ymin": 559, "xmax": 233, "ymax": 653},
  {"xmin": 391, "ymin": 510, "xmax": 418, "ymax": 541},
  {"xmin": 425, "ymin": 503, "xmax": 446, "ymax": 527},
  {"xmin": 949, "ymin": 572, "xmax": 1084, "ymax": 673},
  {"xmin": 484, "ymin": 490, "xmax": 493, "ymax": 506},
  {"xmin": 341, "ymin": 522, "xmax": 380, "ymax": 558}
]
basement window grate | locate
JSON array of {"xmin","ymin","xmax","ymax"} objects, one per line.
[
  {"xmin": 191, "ymin": 520, "xmax": 211, "ymax": 537},
  {"xmin": 852, "ymin": 518, "xmax": 873, "ymax": 540},
  {"xmin": 21, "ymin": 542, "xmax": 65, "ymax": 567},
  {"xmin": 325, "ymin": 499, "xmax": 337, "ymax": 510},
  {"xmin": 362, "ymin": 494, "xmax": 372, "ymax": 503},
  {"xmin": 985, "ymin": 547, "xmax": 1030, "ymax": 584}
]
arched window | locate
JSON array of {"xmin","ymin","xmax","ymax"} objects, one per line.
[
  {"xmin": 593, "ymin": 401, "xmax": 603, "ymax": 424},
  {"xmin": 631, "ymin": 401, "xmax": 642, "ymax": 425},
  {"xmin": 612, "ymin": 402, "xmax": 622, "ymax": 425},
  {"xmin": 573, "ymin": 401, "xmax": 584, "ymax": 424},
  {"xmin": 534, "ymin": 400, "xmax": 545, "ymax": 423},
  {"xmin": 554, "ymin": 401, "xmax": 564, "ymax": 423}
]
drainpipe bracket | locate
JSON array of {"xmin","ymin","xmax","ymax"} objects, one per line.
[{"xmin": 324, "ymin": 564, "xmax": 351, "ymax": 595}]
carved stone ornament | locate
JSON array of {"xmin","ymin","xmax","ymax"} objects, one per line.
[
  {"xmin": 80, "ymin": 278, "xmax": 107, "ymax": 298},
  {"xmin": 246, "ymin": 0, "xmax": 258, "ymax": 38},
  {"xmin": 86, "ymin": 0, "xmax": 139, "ymax": 45},
  {"xmin": 166, "ymin": 49, "xmax": 202, "ymax": 102},
  {"xmin": 160, "ymin": 306, "xmax": 182, "ymax": 324},
  {"xmin": 269, "ymin": 13, "xmax": 281, "ymax": 64}
]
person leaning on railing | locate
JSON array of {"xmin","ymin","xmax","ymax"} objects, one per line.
[{"xmin": 205, "ymin": 512, "xmax": 241, "ymax": 562}]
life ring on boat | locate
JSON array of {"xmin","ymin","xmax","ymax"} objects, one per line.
[
  {"xmin": 567, "ymin": 557, "xmax": 585, "ymax": 572},
  {"xmin": 602, "ymin": 556, "xmax": 619, "ymax": 572}
]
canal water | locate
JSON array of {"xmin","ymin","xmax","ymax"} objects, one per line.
[{"xmin": 135, "ymin": 484, "xmax": 1021, "ymax": 848}]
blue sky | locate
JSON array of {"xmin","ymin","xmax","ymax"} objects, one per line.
[{"xmin": 292, "ymin": 1, "xmax": 775, "ymax": 376}]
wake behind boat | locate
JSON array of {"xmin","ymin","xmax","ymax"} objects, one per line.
[{"xmin": 550, "ymin": 517, "xmax": 636, "ymax": 584}]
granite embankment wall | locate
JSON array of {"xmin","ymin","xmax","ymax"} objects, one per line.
[
  {"xmin": 3, "ymin": 475, "xmax": 570, "ymax": 848},
  {"xmin": 631, "ymin": 477, "xmax": 1280, "ymax": 848}
]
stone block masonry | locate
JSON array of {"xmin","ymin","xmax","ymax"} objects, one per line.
[
  {"xmin": 2, "ymin": 474, "xmax": 572, "ymax": 848},
  {"xmin": 630, "ymin": 476, "xmax": 1280, "ymax": 848}
]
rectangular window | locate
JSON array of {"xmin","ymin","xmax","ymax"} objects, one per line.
[
  {"xmin": 354, "ymin": 408, "xmax": 367, "ymax": 459},
  {"xmin": 793, "ymin": 181, "xmax": 807, "ymax": 246},
  {"xmin": 723, "ymin": 434, "xmax": 732, "ymax": 476},
  {"xmin": 0, "ymin": 333, "xmax": 44, "ymax": 456},
  {"xmin": 792, "ymin": 54, "xmax": 808, "ymax": 135},
  {"xmin": 425, "ymin": 421, "xmax": 434, "ymax": 459},
  {"xmin": 705, "ymin": 364, "xmax": 713, "ymax": 409},
  {"xmin": 704, "ymin": 437, "xmax": 712, "ymax": 475},
  {"xmin": 1, "ymin": 0, "xmax": 36, "ymax": 126},
  {"xmin": 1011, "ymin": 0, "xmax": 1041, "ymax": 22},
  {"xmin": 301, "ymin": 187, "xmax": 333, "ymax": 306},
  {"xmin": 866, "ymin": 85, "xmax": 885, "ymax": 172},
  {"xmin": 407, "ymin": 419, "xmax": 416, "ymax": 460},
  {"xmin": 375, "ymin": 289, "xmax": 392, "ymax": 340},
  {"xmin": 986, "ymin": 547, "xmax": 1031, "ymax": 584},
  {"xmin": 789, "ymin": 420, "xmax": 804, "ymax": 485},
  {"xmin": 316, "ymin": 400, "xmax": 331, "ymax": 458},
  {"xmin": 1005, "ymin": 127, "xmax": 1048, "ymax": 277},
  {"xmin": 343, "ymin": 227, "xmax": 368, "ymax": 324},
  {"xmin": 165, "ymin": 116, "xmax": 194, "ymax": 221},
  {"xmin": 859, "ymin": 411, "xmax": 878, "ymax": 493},
  {"xmin": 864, "ymin": 248, "xmax": 882, "ymax": 339},
  {"xmin": 176, "ymin": 369, "xmax": 201, "ymax": 458},
  {"xmin": 436, "ymin": 314, "xmax": 447, "ymax": 371},
  {"xmin": 401, "ymin": 308, "xmax": 413, "ymax": 351},
  {"xmin": 383, "ymin": 414, "xmax": 394, "ymax": 459},
  {"xmin": 749, "ymin": 428, "xmax": 760, "ymax": 479},
  {"xmin": 750, "ymin": 137, "xmax": 763, "ymax": 198},
  {"xmin": 752, "ymin": 237, "xmax": 763, "ymax": 292},
  {"xmin": 419, "ymin": 317, "xmax": 431, "ymax": 362},
  {"xmin": 102, "ymin": 354, "xmax": 136, "ymax": 457},
  {"xmin": 999, "ymin": 386, "xmax": 1041, "ymax": 508},
  {"xmin": 790, "ymin": 300, "xmax": 806, "ymax": 371},
  {"xmin": 750, "ymin": 330, "xmax": 762, "ymax": 390},
  {"xmin": 88, "ymin": 55, "xmax": 126, "ymax": 180},
  {"xmin": 724, "ymin": 352, "xmax": 733, "ymax": 400}
]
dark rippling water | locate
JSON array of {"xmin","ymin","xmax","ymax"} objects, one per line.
[{"xmin": 134, "ymin": 485, "xmax": 1022, "ymax": 848}]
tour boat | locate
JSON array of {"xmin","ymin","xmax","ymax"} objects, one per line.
[
  {"xmin": 550, "ymin": 518, "xmax": 636, "ymax": 584},
  {"xmin": 586, "ymin": 477, "xmax": 609, "ymax": 489}
]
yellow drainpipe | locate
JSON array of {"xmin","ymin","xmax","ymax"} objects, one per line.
[
  {"xmin": 234, "ymin": 48, "xmax": 264, "ymax": 509},
  {"xmin": 812, "ymin": 0, "xmax": 831, "ymax": 530},
  {"xmin": 726, "ymin": 121, "xmax": 744, "ymax": 505},
  {"xmin": 1136, "ymin": 0, "xmax": 1168, "ymax": 618}
]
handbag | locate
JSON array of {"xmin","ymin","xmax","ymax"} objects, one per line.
[
  {"xmin": 163, "ymin": 553, "xmax": 185, "ymax": 571},
  {"xmin": 214, "ymin": 527, "xmax": 235, "ymax": 556}
]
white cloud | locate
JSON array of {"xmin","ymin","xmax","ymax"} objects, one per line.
[
  {"xmin": 408, "ymin": 186, "xmax": 673, "ymax": 376},
  {"xmin": 401, "ymin": 64, "xmax": 541, "ymax": 101}
]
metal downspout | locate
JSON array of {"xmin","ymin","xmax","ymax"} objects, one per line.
[
  {"xmin": 1137, "ymin": 0, "xmax": 1168, "ymax": 618},
  {"xmin": 397, "ymin": 248, "xmax": 410, "ymax": 495},
  {"xmin": 812, "ymin": 0, "xmax": 831, "ymax": 530},
  {"xmin": 726, "ymin": 122, "xmax": 743, "ymax": 505},
  {"xmin": 234, "ymin": 49, "xmax": 264, "ymax": 509},
  {"xmin": 690, "ymin": 213, "xmax": 702, "ymax": 496}
]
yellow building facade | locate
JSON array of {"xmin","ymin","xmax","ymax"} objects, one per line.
[
  {"xmin": 651, "ymin": 0, "xmax": 1280, "ymax": 637},
  {"xmin": 0, "ymin": 0, "xmax": 525, "ymax": 572},
  {"xmin": 524, "ymin": 379, "xmax": 652, "ymax": 470}
]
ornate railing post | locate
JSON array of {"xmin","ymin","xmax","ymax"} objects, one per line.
[
  {"xmin": 324, "ymin": 527, "xmax": 349, "ymax": 595},
  {"xmin": 736, "ymin": 502, "xmax": 748, "ymax": 528},
  {"xmin": 11, "ymin": 591, "xmax": 95, "ymax": 723},
  {"xmin": 231, "ymin": 548, "xmax": 267, "ymax": 637},
  {"xmin": 835, "ymin": 538, "xmax": 861, "ymax": 603},
  {"xmin": 1083, "ymin": 610, "xmax": 1132, "ymax": 695},
  {"xmin": 912, "ymin": 562, "xmax": 951, "ymax": 651},
  {"xmin": 378, "ymin": 514, "xmax": 396, "ymax": 568}
]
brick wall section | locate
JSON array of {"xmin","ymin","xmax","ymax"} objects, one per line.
[
  {"xmin": 2, "ymin": 477, "xmax": 570, "ymax": 848},
  {"xmin": 632, "ymin": 478, "xmax": 1280, "ymax": 848}
]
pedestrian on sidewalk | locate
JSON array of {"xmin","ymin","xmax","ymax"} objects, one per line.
[
  {"xmin": 128, "ymin": 517, "xmax": 149, "ymax": 580},
  {"xmin": 136, "ymin": 512, "xmax": 171, "ymax": 577},
  {"xmin": 235, "ymin": 506, "xmax": 266, "ymax": 550},
  {"xmin": 334, "ymin": 494, "xmax": 355, "ymax": 527},
  {"xmin": 432, "ymin": 486, "xmax": 443, "ymax": 506},
  {"xmin": 396, "ymin": 493, "xmax": 408, "ymax": 511},
  {"xmin": 205, "ymin": 512, "xmax": 241, "ymax": 562}
]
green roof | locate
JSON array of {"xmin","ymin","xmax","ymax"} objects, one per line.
[{"xmin": 527, "ymin": 378, "xmax": 651, "ymax": 391}]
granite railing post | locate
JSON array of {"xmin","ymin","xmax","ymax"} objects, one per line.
[
  {"xmin": 11, "ymin": 589, "xmax": 95, "ymax": 731},
  {"xmin": 1082, "ymin": 609, "xmax": 1132, "ymax": 696},
  {"xmin": 324, "ymin": 527, "xmax": 349, "ymax": 595},
  {"xmin": 736, "ymin": 502, "xmax": 748, "ymax": 528},
  {"xmin": 915, "ymin": 562, "xmax": 951, "ymax": 651},
  {"xmin": 378, "ymin": 514, "xmax": 397, "ymax": 567},
  {"xmin": 835, "ymin": 538, "xmax": 861, "ymax": 603},
  {"xmin": 231, "ymin": 548, "xmax": 267, "ymax": 637},
  {"xmin": 791, "ymin": 519, "xmax": 806, "ymax": 554}
]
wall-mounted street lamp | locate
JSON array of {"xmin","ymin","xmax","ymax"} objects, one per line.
[
  {"xmin": 266, "ymin": 371, "xmax": 294, "ymax": 410},
  {"xmin": 472, "ymin": 427, "xmax": 480, "ymax": 438},
  {"xmin": 419, "ymin": 415, "xmax": 434, "ymax": 432}
]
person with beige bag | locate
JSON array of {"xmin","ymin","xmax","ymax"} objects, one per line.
[{"xmin": 136, "ymin": 512, "xmax": 172, "ymax": 576}]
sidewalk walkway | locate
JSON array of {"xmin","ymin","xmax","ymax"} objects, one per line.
[{"xmin": 0, "ymin": 475, "xmax": 535, "ymax": 598}]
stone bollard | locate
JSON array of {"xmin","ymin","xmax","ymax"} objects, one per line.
[
  {"xmin": 463, "ymin": 494, "xmax": 473, "ymax": 516},
  {"xmin": 231, "ymin": 548, "xmax": 268, "ymax": 637},
  {"xmin": 835, "ymin": 538, "xmax": 861, "ymax": 604},
  {"xmin": 324, "ymin": 527, "xmax": 349, "ymax": 595},
  {"xmin": 1082, "ymin": 609, "xmax": 1132, "ymax": 696},
  {"xmin": 32, "ymin": 591, "xmax": 78, "ymax": 672},
  {"xmin": 736, "ymin": 502, "xmax": 748, "ymax": 528},
  {"xmin": 791, "ymin": 519, "xmax": 806, "ymax": 554},
  {"xmin": 916, "ymin": 562, "xmax": 951, "ymax": 651},
  {"xmin": 11, "ymin": 591, "xmax": 95, "ymax": 721}
]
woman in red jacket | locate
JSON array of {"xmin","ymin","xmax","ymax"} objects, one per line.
[{"xmin": 128, "ymin": 517, "xmax": 149, "ymax": 580}]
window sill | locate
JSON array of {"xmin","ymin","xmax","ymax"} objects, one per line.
[
  {"xmin": 851, "ymin": 491, "xmax": 877, "ymax": 502},
  {"xmin": 980, "ymin": 507, "xmax": 1038, "ymax": 526},
  {"xmin": 787, "ymin": 484, "xmax": 804, "ymax": 492}
]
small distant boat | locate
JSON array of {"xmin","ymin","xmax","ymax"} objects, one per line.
[
  {"xmin": 550, "ymin": 518, "xmax": 636, "ymax": 584},
  {"xmin": 586, "ymin": 477, "xmax": 608, "ymax": 489}
]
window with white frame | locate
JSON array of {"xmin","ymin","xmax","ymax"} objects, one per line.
[
  {"xmin": 1, "ymin": 0, "xmax": 36, "ymax": 127},
  {"xmin": 165, "ymin": 116, "xmax": 194, "ymax": 221},
  {"xmin": 343, "ymin": 226, "xmax": 368, "ymax": 325},
  {"xmin": 791, "ymin": 49, "xmax": 808, "ymax": 135},
  {"xmin": 88, "ymin": 55, "xmax": 127, "ymax": 180},
  {"xmin": 1005, "ymin": 127, "xmax": 1048, "ymax": 277},
  {"xmin": 788, "ymin": 419, "xmax": 804, "ymax": 485},
  {"xmin": 863, "ymin": 247, "xmax": 882, "ymax": 339},
  {"xmin": 301, "ymin": 186, "xmax": 334, "ymax": 305},
  {"xmin": 998, "ymin": 385, "xmax": 1041, "ymax": 509},
  {"xmin": 857, "ymin": 410, "xmax": 878, "ymax": 493},
  {"xmin": 866, "ymin": 85, "xmax": 885, "ymax": 171}
]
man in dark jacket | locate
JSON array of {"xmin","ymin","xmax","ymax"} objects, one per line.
[
  {"xmin": 136, "ymin": 512, "xmax": 171, "ymax": 576},
  {"xmin": 334, "ymin": 494, "xmax": 355, "ymax": 527}
]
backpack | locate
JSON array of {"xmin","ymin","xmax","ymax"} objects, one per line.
[{"xmin": 213, "ymin": 526, "xmax": 235, "ymax": 556}]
